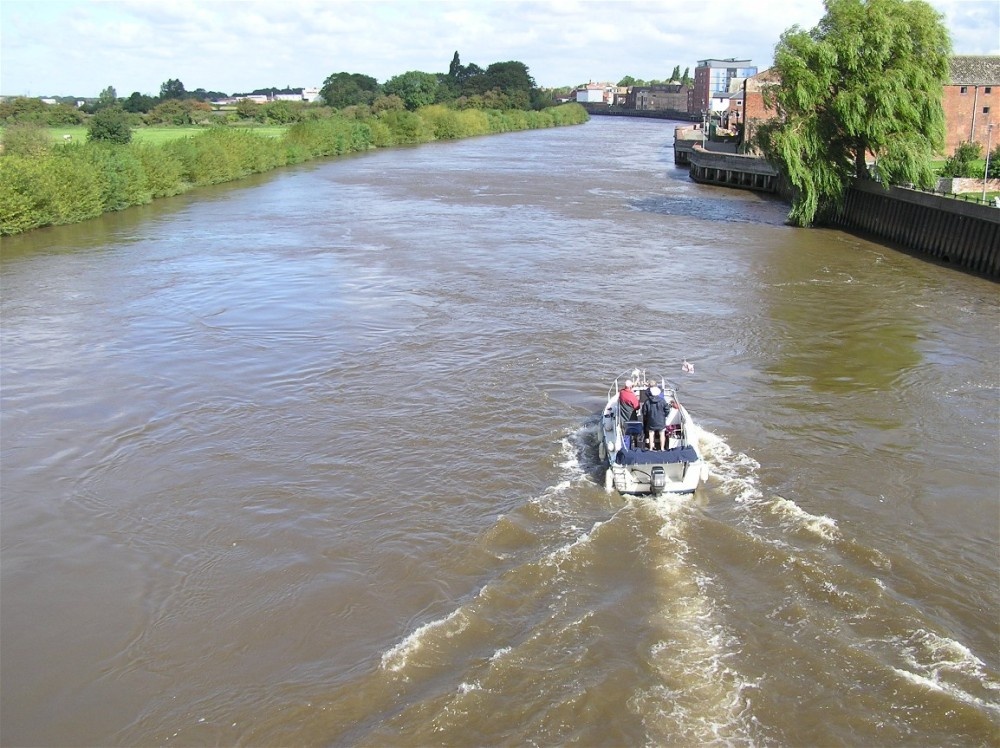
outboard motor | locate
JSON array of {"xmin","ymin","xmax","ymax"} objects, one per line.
[{"xmin": 650, "ymin": 466, "xmax": 666, "ymax": 494}]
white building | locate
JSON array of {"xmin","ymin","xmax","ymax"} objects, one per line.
[{"xmin": 576, "ymin": 82, "xmax": 610, "ymax": 104}]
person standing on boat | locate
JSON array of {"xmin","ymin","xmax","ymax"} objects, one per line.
[
  {"xmin": 642, "ymin": 385, "xmax": 669, "ymax": 450},
  {"xmin": 619, "ymin": 379, "xmax": 641, "ymax": 421}
]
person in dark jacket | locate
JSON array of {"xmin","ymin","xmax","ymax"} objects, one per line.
[{"xmin": 642, "ymin": 385, "xmax": 668, "ymax": 450}]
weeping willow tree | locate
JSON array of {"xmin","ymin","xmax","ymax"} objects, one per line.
[{"xmin": 756, "ymin": 0, "xmax": 951, "ymax": 226}]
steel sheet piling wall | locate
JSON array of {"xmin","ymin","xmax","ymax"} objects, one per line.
[
  {"xmin": 685, "ymin": 148, "xmax": 1000, "ymax": 277},
  {"xmin": 830, "ymin": 180, "xmax": 1000, "ymax": 278}
]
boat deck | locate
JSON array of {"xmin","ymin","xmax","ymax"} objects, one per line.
[{"xmin": 616, "ymin": 445, "xmax": 699, "ymax": 466}]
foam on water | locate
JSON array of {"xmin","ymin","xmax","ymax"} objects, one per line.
[
  {"xmin": 891, "ymin": 629, "xmax": 1000, "ymax": 715},
  {"xmin": 697, "ymin": 421, "xmax": 842, "ymax": 543},
  {"xmin": 371, "ymin": 421, "xmax": 754, "ymax": 740},
  {"xmin": 766, "ymin": 496, "xmax": 841, "ymax": 542},
  {"xmin": 375, "ymin": 417, "xmax": 998, "ymax": 744},
  {"xmin": 694, "ymin": 423, "xmax": 763, "ymax": 505},
  {"xmin": 635, "ymin": 493, "xmax": 760, "ymax": 745},
  {"xmin": 380, "ymin": 607, "xmax": 471, "ymax": 674},
  {"xmin": 376, "ymin": 481, "xmax": 615, "ymax": 681},
  {"xmin": 679, "ymin": 423, "xmax": 1000, "ymax": 735}
]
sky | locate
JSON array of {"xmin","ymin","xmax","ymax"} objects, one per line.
[{"xmin": 1, "ymin": 0, "xmax": 998, "ymax": 98}]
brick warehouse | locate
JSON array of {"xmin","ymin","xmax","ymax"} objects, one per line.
[
  {"xmin": 732, "ymin": 56, "xmax": 1000, "ymax": 159},
  {"xmin": 942, "ymin": 56, "xmax": 1000, "ymax": 155}
]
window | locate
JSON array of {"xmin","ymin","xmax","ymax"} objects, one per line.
[
  {"xmin": 985, "ymin": 87, "xmax": 993, "ymax": 94},
  {"xmin": 984, "ymin": 107, "xmax": 991, "ymax": 114},
  {"xmin": 960, "ymin": 86, "xmax": 968, "ymax": 94}
]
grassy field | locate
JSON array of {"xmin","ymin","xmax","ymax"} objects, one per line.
[{"xmin": 39, "ymin": 125, "xmax": 288, "ymax": 144}]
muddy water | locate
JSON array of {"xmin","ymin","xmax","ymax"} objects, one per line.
[{"xmin": 1, "ymin": 117, "xmax": 997, "ymax": 746}]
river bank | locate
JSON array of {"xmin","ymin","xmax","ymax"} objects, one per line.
[{"xmin": 0, "ymin": 103, "xmax": 588, "ymax": 236}]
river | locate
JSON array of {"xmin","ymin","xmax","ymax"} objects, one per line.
[{"xmin": 1, "ymin": 116, "xmax": 997, "ymax": 747}]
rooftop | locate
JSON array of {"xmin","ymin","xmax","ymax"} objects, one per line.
[{"xmin": 948, "ymin": 55, "xmax": 1000, "ymax": 85}]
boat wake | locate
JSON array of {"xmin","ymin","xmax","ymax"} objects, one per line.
[
  {"xmin": 693, "ymin": 426, "xmax": 1000, "ymax": 733},
  {"xmin": 366, "ymin": 422, "xmax": 998, "ymax": 744},
  {"xmin": 362, "ymin": 422, "xmax": 763, "ymax": 744},
  {"xmin": 692, "ymin": 422, "xmax": 763, "ymax": 504}
]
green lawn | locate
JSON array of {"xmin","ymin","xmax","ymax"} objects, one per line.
[{"xmin": 35, "ymin": 125, "xmax": 287, "ymax": 144}]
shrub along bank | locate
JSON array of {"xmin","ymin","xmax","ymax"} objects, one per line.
[{"xmin": 0, "ymin": 103, "xmax": 588, "ymax": 236}]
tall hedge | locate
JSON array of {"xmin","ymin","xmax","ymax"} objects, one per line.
[{"xmin": 0, "ymin": 104, "xmax": 588, "ymax": 236}]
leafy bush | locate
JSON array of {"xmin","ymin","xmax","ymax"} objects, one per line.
[
  {"xmin": 418, "ymin": 105, "xmax": 464, "ymax": 139},
  {"xmin": 376, "ymin": 110, "xmax": 434, "ymax": 145},
  {"xmin": 81, "ymin": 143, "xmax": 152, "ymax": 210},
  {"xmin": 939, "ymin": 141, "xmax": 982, "ymax": 178},
  {"xmin": 87, "ymin": 107, "xmax": 132, "ymax": 144},
  {"xmin": 0, "ymin": 157, "xmax": 43, "ymax": 234},
  {"xmin": 0, "ymin": 97, "xmax": 49, "ymax": 124},
  {"xmin": 284, "ymin": 118, "xmax": 373, "ymax": 158},
  {"xmin": 46, "ymin": 104, "xmax": 86, "ymax": 126},
  {"xmin": 132, "ymin": 143, "xmax": 185, "ymax": 197},
  {"xmin": 0, "ymin": 151, "xmax": 104, "ymax": 234},
  {"xmin": 365, "ymin": 119, "xmax": 395, "ymax": 148},
  {"xmin": 162, "ymin": 133, "xmax": 238, "ymax": 185},
  {"xmin": 258, "ymin": 100, "xmax": 306, "ymax": 125},
  {"xmin": 989, "ymin": 143, "xmax": 1000, "ymax": 180},
  {"xmin": 2, "ymin": 122, "xmax": 52, "ymax": 157},
  {"xmin": 145, "ymin": 99, "xmax": 212, "ymax": 126}
]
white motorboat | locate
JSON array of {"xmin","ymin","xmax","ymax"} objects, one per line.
[{"xmin": 599, "ymin": 368, "xmax": 707, "ymax": 495}]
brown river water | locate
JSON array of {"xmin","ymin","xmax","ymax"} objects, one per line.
[{"xmin": 1, "ymin": 117, "xmax": 998, "ymax": 747}]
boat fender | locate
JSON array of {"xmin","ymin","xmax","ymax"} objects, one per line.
[{"xmin": 612, "ymin": 433, "xmax": 622, "ymax": 453}]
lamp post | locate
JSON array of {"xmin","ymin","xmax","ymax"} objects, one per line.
[{"xmin": 983, "ymin": 123, "xmax": 994, "ymax": 202}]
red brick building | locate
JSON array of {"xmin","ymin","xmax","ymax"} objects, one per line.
[
  {"xmin": 727, "ymin": 69, "xmax": 780, "ymax": 147},
  {"xmin": 736, "ymin": 56, "xmax": 1000, "ymax": 159},
  {"xmin": 942, "ymin": 56, "xmax": 999, "ymax": 156}
]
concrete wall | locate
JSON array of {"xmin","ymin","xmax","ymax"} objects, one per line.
[
  {"xmin": 687, "ymin": 146, "xmax": 778, "ymax": 191},
  {"xmin": 936, "ymin": 177, "xmax": 1000, "ymax": 197}
]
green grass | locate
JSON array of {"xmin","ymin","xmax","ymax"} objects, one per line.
[{"xmin": 31, "ymin": 125, "xmax": 287, "ymax": 144}]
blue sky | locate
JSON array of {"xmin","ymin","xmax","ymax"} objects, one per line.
[{"xmin": 2, "ymin": 0, "xmax": 998, "ymax": 97}]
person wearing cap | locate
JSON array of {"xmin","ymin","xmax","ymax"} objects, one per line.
[
  {"xmin": 642, "ymin": 385, "xmax": 669, "ymax": 450},
  {"xmin": 619, "ymin": 379, "xmax": 640, "ymax": 421}
]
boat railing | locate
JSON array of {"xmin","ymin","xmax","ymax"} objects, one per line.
[{"xmin": 607, "ymin": 369, "xmax": 679, "ymax": 402}]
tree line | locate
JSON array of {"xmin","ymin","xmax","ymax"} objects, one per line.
[
  {"xmin": 0, "ymin": 51, "xmax": 579, "ymax": 144},
  {"xmin": 319, "ymin": 53, "xmax": 549, "ymax": 112},
  {"xmin": 617, "ymin": 65, "xmax": 693, "ymax": 88}
]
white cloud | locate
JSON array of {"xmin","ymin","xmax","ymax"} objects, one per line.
[{"xmin": 1, "ymin": 0, "xmax": 996, "ymax": 97}]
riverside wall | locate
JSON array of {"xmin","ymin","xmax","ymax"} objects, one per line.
[
  {"xmin": 687, "ymin": 146, "xmax": 779, "ymax": 192},
  {"xmin": 684, "ymin": 148, "xmax": 999, "ymax": 278},
  {"xmin": 584, "ymin": 104, "xmax": 699, "ymax": 121},
  {"xmin": 828, "ymin": 179, "xmax": 1000, "ymax": 278}
]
